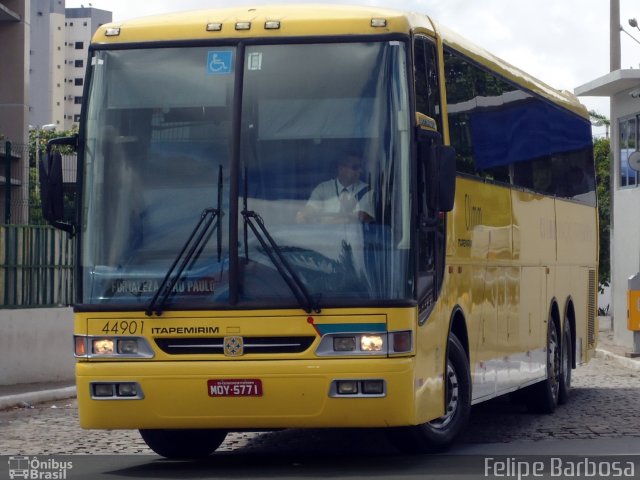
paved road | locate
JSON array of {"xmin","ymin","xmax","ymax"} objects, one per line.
[{"xmin": 1, "ymin": 351, "xmax": 639, "ymax": 457}]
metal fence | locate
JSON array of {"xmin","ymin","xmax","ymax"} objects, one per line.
[{"xmin": 1, "ymin": 140, "xmax": 76, "ymax": 308}]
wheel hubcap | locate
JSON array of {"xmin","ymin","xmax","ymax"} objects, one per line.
[
  {"xmin": 549, "ymin": 327, "xmax": 560, "ymax": 399},
  {"xmin": 429, "ymin": 362, "xmax": 459, "ymax": 429},
  {"xmin": 562, "ymin": 334, "xmax": 570, "ymax": 386}
]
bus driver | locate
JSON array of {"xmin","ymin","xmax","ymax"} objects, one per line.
[{"xmin": 296, "ymin": 153, "xmax": 374, "ymax": 224}]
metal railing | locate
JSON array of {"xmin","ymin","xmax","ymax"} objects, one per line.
[
  {"xmin": 1, "ymin": 140, "xmax": 76, "ymax": 307},
  {"xmin": 0, "ymin": 225, "xmax": 74, "ymax": 307}
]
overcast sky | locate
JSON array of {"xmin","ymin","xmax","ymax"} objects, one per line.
[{"xmin": 67, "ymin": 0, "xmax": 640, "ymax": 136}]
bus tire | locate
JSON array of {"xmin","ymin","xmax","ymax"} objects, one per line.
[
  {"xmin": 139, "ymin": 429, "xmax": 227, "ymax": 459},
  {"xmin": 388, "ymin": 332, "xmax": 471, "ymax": 453},
  {"xmin": 558, "ymin": 319, "xmax": 572, "ymax": 405},
  {"xmin": 526, "ymin": 316, "xmax": 561, "ymax": 414}
]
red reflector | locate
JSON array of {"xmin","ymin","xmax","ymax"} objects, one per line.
[{"xmin": 393, "ymin": 332, "xmax": 411, "ymax": 352}]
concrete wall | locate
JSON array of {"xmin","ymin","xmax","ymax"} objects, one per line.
[
  {"xmin": 0, "ymin": 307, "xmax": 74, "ymax": 385},
  {"xmin": 611, "ymin": 88, "xmax": 640, "ymax": 349}
]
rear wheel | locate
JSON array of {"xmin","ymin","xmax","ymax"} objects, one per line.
[
  {"xmin": 139, "ymin": 429, "xmax": 227, "ymax": 459},
  {"xmin": 558, "ymin": 319, "xmax": 572, "ymax": 404},
  {"xmin": 526, "ymin": 316, "xmax": 561, "ymax": 413},
  {"xmin": 389, "ymin": 333, "xmax": 471, "ymax": 452}
]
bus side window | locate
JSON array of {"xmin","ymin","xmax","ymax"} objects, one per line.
[
  {"xmin": 413, "ymin": 35, "xmax": 442, "ymax": 133},
  {"xmin": 414, "ymin": 35, "xmax": 445, "ymax": 312}
]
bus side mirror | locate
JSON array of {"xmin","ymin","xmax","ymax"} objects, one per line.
[
  {"xmin": 39, "ymin": 135, "xmax": 78, "ymax": 235},
  {"xmin": 424, "ymin": 144, "xmax": 456, "ymax": 213},
  {"xmin": 39, "ymin": 151, "xmax": 64, "ymax": 223}
]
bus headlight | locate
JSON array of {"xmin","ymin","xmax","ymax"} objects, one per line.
[
  {"xmin": 316, "ymin": 330, "xmax": 413, "ymax": 356},
  {"xmin": 92, "ymin": 338, "xmax": 114, "ymax": 355},
  {"xmin": 75, "ymin": 336, "xmax": 154, "ymax": 358},
  {"xmin": 360, "ymin": 335, "xmax": 384, "ymax": 351},
  {"xmin": 333, "ymin": 336, "xmax": 357, "ymax": 351},
  {"xmin": 118, "ymin": 339, "xmax": 139, "ymax": 354}
]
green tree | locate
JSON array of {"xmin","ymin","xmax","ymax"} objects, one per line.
[
  {"xmin": 593, "ymin": 136, "xmax": 610, "ymax": 292},
  {"xmin": 589, "ymin": 110, "xmax": 610, "ymax": 139},
  {"xmin": 28, "ymin": 126, "xmax": 77, "ymax": 163}
]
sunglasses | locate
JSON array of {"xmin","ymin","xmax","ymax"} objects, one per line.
[{"xmin": 342, "ymin": 163, "xmax": 362, "ymax": 170}]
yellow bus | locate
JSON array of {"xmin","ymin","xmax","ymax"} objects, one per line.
[{"xmin": 40, "ymin": 4, "xmax": 597, "ymax": 458}]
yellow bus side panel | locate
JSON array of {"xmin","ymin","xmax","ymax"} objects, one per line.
[
  {"xmin": 555, "ymin": 199, "xmax": 598, "ymax": 362},
  {"xmin": 441, "ymin": 179, "xmax": 596, "ymax": 402}
]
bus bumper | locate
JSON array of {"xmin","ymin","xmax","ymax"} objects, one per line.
[{"xmin": 76, "ymin": 358, "xmax": 426, "ymax": 429}]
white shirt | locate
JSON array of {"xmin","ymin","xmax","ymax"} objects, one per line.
[{"xmin": 305, "ymin": 178, "xmax": 374, "ymax": 218}]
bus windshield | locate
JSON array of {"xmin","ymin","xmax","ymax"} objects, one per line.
[{"xmin": 81, "ymin": 41, "xmax": 413, "ymax": 309}]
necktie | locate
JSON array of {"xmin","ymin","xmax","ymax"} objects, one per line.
[{"xmin": 339, "ymin": 188, "xmax": 354, "ymax": 213}]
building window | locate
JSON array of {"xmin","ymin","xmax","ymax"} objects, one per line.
[
  {"xmin": 69, "ymin": 22, "xmax": 74, "ymax": 26},
  {"xmin": 75, "ymin": 60, "xmax": 84, "ymax": 68},
  {"xmin": 75, "ymin": 96, "xmax": 82, "ymax": 104},
  {"xmin": 74, "ymin": 115, "xmax": 81, "ymax": 122},
  {"xmin": 83, "ymin": 22, "xmax": 88, "ymax": 26},
  {"xmin": 75, "ymin": 78, "xmax": 84, "ymax": 86},
  {"xmin": 620, "ymin": 115, "xmax": 639, "ymax": 188},
  {"xmin": 75, "ymin": 41, "xmax": 84, "ymax": 49}
]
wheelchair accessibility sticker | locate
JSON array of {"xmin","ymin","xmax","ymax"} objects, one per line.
[{"xmin": 207, "ymin": 51, "xmax": 233, "ymax": 74}]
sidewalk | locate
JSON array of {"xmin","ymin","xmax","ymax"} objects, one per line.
[
  {"xmin": 595, "ymin": 329, "xmax": 640, "ymax": 370},
  {"xmin": 0, "ymin": 332, "xmax": 638, "ymax": 411},
  {"xmin": 0, "ymin": 381, "xmax": 75, "ymax": 410}
]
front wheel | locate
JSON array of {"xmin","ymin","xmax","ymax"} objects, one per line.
[
  {"xmin": 139, "ymin": 429, "xmax": 228, "ymax": 459},
  {"xmin": 389, "ymin": 333, "xmax": 471, "ymax": 453}
]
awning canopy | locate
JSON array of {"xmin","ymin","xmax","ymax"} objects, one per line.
[{"xmin": 575, "ymin": 69, "xmax": 640, "ymax": 97}]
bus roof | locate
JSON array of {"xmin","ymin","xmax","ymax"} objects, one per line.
[
  {"xmin": 93, "ymin": 4, "xmax": 588, "ymax": 119},
  {"xmin": 433, "ymin": 22, "xmax": 588, "ymax": 118},
  {"xmin": 92, "ymin": 4, "xmax": 423, "ymax": 42}
]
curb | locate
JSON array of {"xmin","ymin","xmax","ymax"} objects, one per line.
[
  {"xmin": 0, "ymin": 386, "xmax": 76, "ymax": 411},
  {"xmin": 596, "ymin": 348, "xmax": 640, "ymax": 371}
]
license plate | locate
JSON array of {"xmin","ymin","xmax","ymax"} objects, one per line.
[{"xmin": 207, "ymin": 379, "xmax": 263, "ymax": 397}]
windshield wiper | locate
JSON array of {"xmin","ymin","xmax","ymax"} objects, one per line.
[
  {"xmin": 145, "ymin": 207, "xmax": 221, "ymax": 316},
  {"xmin": 241, "ymin": 169, "xmax": 320, "ymax": 314},
  {"xmin": 242, "ymin": 209, "xmax": 320, "ymax": 314},
  {"xmin": 146, "ymin": 166, "xmax": 225, "ymax": 316}
]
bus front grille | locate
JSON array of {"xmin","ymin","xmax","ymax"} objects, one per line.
[{"xmin": 154, "ymin": 336, "xmax": 316, "ymax": 355}]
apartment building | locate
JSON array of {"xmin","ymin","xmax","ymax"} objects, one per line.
[
  {"xmin": 0, "ymin": 1, "xmax": 29, "ymax": 223},
  {"xmin": 64, "ymin": 6, "xmax": 111, "ymax": 130},
  {"xmin": 30, "ymin": 0, "xmax": 66, "ymax": 129},
  {"xmin": 27, "ymin": 2, "xmax": 111, "ymax": 132},
  {"xmin": 0, "ymin": 1, "xmax": 28, "ymax": 143}
]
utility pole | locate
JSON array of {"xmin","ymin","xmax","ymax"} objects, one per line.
[{"xmin": 611, "ymin": 0, "xmax": 621, "ymax": 71}]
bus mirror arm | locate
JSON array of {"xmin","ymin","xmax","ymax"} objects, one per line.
[{"xmin": 423, "ymin": 144, "xmax": 456, "ymax": 213}]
